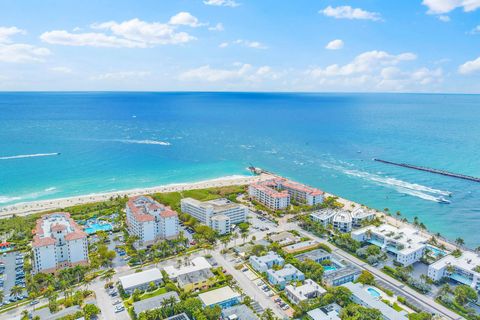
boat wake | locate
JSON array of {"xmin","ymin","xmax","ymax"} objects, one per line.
[
  {"xmin": 112, "ymin": 139, "xmax": 171, "ymax": 146},
  {"xmin": 0, "ymin": 187, "xmax": 58, "ymax": 205},
  {"xmin": 323, "ymin": 164, "xmax": 451, "ymax": 203},
  {"xmin": 0, "ymin": 153, "xmax": 60, "ymax": 160}
]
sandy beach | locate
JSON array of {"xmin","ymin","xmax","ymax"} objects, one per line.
[{"xmin": 0, "ymin": 173, "xmax": 273, "ymax": 218}]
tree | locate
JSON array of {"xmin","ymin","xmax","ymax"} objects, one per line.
[
  {"xmin": 408, "ymin": 312, "xmax": 433, "ymax": 320},
  {"xmin": 455, "ymin": 237, "xmax": 465, "ymax": 247},
  {"xmin": 203, "ymin": 305, "xmax": 222, "ymax": 320},
  {"xmin": 261, "ymin": 308, "xmax": 278, "ymax": 320},
  {"xmin": 340, "ymin": 304, "xmax": 382, "ymax": 320},
  {"xmin": 0, "ymin": 290, "xmax": 3, "ymax": 304},
  {"xmin": 357, "ymin": 270, "xmax": 375, "ymax": 285},
  {"xmin": 83, "ymin": 303, "xmax": 101, "ymax": 320},
  {"xmin": 453, "ymin": 285, "xmax": 477, "ymax": 305}
]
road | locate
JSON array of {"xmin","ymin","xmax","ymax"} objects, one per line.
[
  {"xmin": 282, "ymin": 221, "xmax": 464, "ymax": 320},
  {"xmin": 211, "ymin": 251, "xmax": 286, "ymax": 319}
]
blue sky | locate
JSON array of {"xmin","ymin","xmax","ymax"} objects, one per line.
[{"xmin": 1, "ymin": 0, "xmax": 480, "ymax": 92}]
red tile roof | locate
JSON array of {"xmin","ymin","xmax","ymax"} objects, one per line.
[
  {"xmin": 127, "ymin": 196, "xmax": 178, "ymax": 222},
  {"xmin": 32, "ymin": 212, "xmax": 87, "ymax": 247}
]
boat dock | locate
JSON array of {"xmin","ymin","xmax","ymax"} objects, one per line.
[{"xmin": 373, "ymin": 158, "xmax": 480, "ymax": 183}]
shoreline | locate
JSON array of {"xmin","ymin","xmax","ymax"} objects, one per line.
[
  {"xmin": 0, "ymin": 173, "xmax": 273, "ymax": 218},
  {"xmin": 0, "ymin": 172, "xmax": 471, "ymax": 250}
]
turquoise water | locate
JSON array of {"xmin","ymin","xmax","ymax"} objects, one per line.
[
  {"xmin": 0, "ymin": 92, "xmax": 479, "ymax": 246},
  {"xmin": 367, "ymin": 287, "xmax": 382, "ymax": 298},
  {"xmin": 84, "ymin": 223, "xmax": 113, "ymax": 235}
]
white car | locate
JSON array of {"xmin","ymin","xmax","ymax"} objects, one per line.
[
  {"xmin": 114, "ymin": 305, "xmax": 125, "ymax": 313},
  {"xmin": 112, "ymin": 300, "xmax": 121, "ymax": 305}
]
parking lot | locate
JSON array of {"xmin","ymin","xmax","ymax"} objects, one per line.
[
  {"xmin": 0, "ymin": 252, "xmax": 27, "ymax": 304},
  {"xmin": 241, "ymin": 264, "xmax": 294, "ymax": 318}
]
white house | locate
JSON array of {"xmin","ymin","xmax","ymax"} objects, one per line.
[
  {"xmin": 428, "ymin": 250, "xmax": 480, "ymax": 292},
  {"xmin": 285, "ymin": 279, "xmax": 326, "ymax": 304},
  {"xmin": 249, "ymin": 251, "xmax": 285, "ymax": 273},
  {"xmin": 32, "ymin": 212, "xmax": 88, "ymax": 274},
  {"xmin": 119, "ymin": 268, "xmax": 163, "ymax": 294},
  {"xmin": 351, "ymin": 224, "xmax": 428, "ymax": 266}
]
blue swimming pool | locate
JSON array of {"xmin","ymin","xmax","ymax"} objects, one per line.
[
  {"xmin": 367, "ymin": 287, "xmax": 382, "ymax": 298},
  {"xmin": 84, "ymin": 223, "xmax": 113, "ymax": 234},
  {"xmin": 427, "ymin": 245, "xmax": 447, "ymax": 258},
  {"xmin": 324, "ymin": 265, "xmax": 338, "ymax": 272}
]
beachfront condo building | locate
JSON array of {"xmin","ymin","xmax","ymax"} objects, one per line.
[
  {"xmin": 351, "ymin": 224, "xmax": 428, "ymax": 266},
  {"xmin": 310, "ymin": 208, "xmax": 375, "ymax": 233},
  {"xmin": 428, "ymin": 250, "xmax": 480, "ymax": 292},
  {"xmin": 32, "ymin": 212, "xmax": 88, "ymax": 274},
  {"xmin": 126, "ymin": 196, "xmax": 179, "ymax": 246},
  {"xmin": 180, "ymin": 198, "xmax": 247, "ymax": 234},
  {"xmin": 248, "ymin": 177, "xmax": 324, "ymax": 210}
]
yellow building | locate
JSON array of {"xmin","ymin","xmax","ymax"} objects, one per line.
[{"xmin": 177, "ymin": 268, "xmax": 216, "ymax": 292}]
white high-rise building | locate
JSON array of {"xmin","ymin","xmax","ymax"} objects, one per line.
[
  {"xmin": 180, "ymin": 198, "xmax": 247, "ymax": 234},
  {"xmin": 126, "ymin": 196, "xmax": 179, "ymax": 246},
  {"xmin": 32, "ymin": 212, "xmax": 88, "ymax": 274}
]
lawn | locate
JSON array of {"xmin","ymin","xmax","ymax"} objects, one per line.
[{"xmin": 152, "ymin": 185, "xmax": 245, "ymax": 211}]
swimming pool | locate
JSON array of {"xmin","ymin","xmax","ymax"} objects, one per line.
[
  {"xmin": 427, "ymin": 245, "xmax": 447, "ymax": 258},
  {"xmin": 323, "ymin": 265, "xmax": 338, "ymax": 272},
  {"xmin": 367, "ymin": 287, "xmax": 382, "ymax": 298},
  {"xmin": 84, "ymin": 223, "xmax": 113, "ymax": 234}
]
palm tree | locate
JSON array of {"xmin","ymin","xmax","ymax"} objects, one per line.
[
  {"xmin": 475, "ymin": 246, "xmax": 480, "ymax": 253},
  {"xmin": 0, "ymin": 290, "xmax": 4, "ymax": 304},
  {"xmin": 261, "ymin": 308, "xmax": 277, "ymax": 320},
  {"xmin": 455, "ymin": 237, "xmax": 465, "ymax": 247},
  {"xmin": 232, "ymin": 231, "xmax": 239, "ymax": 246}
]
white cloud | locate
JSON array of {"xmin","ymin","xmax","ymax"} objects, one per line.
[
  {"xmin": 178, "ymin": 64, "xmax": 279, "ymax": 83},
  {"xmin": 41, "ymin": 16, "xmax": 197, "ymax": 48},
  {"xmin": 203, "ymin": 0, "xmax": 240, "ymax": 7},
  {"xmin": 0, "ymin": 43, "xmax": 50, "ymax": 63},
  {"xmin": 458, "ymin": 56, "xmax": 480, "ymax": 74},
  {"xmin": 422, "ymin": 0, "xmax": 480, "ymax": 14},
  {"xmin": 41, "ymin": 30, "xmax": 145, "ymax": 48},
  {"xmin": 0, "ymin": 26, "xmax": 26, "ymax": 43},
  {"xmin": 220, "ymin": 39, "xmax": 268, "ymax": 49},
  {"xmin": 208, "ymin": 23, "xmax": 224, "ymax": 31},
  {"xmin": 321, "ymin": 6, "xmax": 382, "ymax": 21},
  {"xmin": 325, "ymin": 39, "xmax": 344, "ymax": 50},
  {"xmin": 308, "ymin": 50, "xmax": 416, "ymax": 77},
  {"xmin": 168, "ymin": 12, "xmax": 204, "ymax": 27},
  {"xmin": 469, "ymin": 25, "xmax": 480, "ymax": 34},
  {"xmin": 91, "ymin": 71, "xmax": 151, "ymax": 81},
  {"xmin": 305, "ymin": 50, "xmax": 439, "ymax": 91},
  {"xmin": 438, "ymin": 15, "xmax": 451, "ymax": 21},
  {"xmin": 51, "ymin": 66, "xmax": 73, "ymax": 74},
  {"xmin": 0, "ymin": 26, "xmax": 50, "ymax": 63}
]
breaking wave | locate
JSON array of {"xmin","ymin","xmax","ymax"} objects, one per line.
[
  {"xmin": 323, "ymin": 164, "xmax": 451, "ymax": 202},
  {"xmin": 0, "ymin": 153, "xmax": 60, "ymax": 160},
  {"xmin": 0, "ymin": 187, "xmax": 58, "ymax": 205}
]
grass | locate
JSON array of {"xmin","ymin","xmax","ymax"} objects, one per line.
[
  {"xmin": 152, "ymin": 185, "xmax": 245, "ymax": 212},
  {"xmin": 124, "ymin": 286, "xmax": 169, "ymax": 308}
]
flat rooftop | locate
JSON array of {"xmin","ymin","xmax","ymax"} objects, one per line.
[
  {"xmin": 164, "ymin": 256, "xmax": 212, "ymax": 278},
  {"xmin": 343, "ymin": 282, "xmax": 407, "ymax": 320},
  {"xmin": 430, "ymin": 250, "xmax": 480, "ymax": 274},
  {"xmin": 222, "ymin": 304, "xmax": 259, "ymax": 320},
  {"xmin": 119, "ymin": 268, "xmax": 163, "ymax": 290},
  {"xmin": 133, "ymin": 291, "xmax": 180, "ymax": 315},
  {"xmin": 295, "ymin": 249, "xmax": 331, "ymax": 262},
  {"xmin": 353, "ymin": 224, "xmax": 428, "ymax": 255},
  {"xmin": 198, "ymin": 286, "xmax": 240, "ymax": 306}
]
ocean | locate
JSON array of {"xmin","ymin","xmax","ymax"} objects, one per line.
[{"xmin": 0, "ymin": 92, "xmax": 479, "ymax": 246}]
